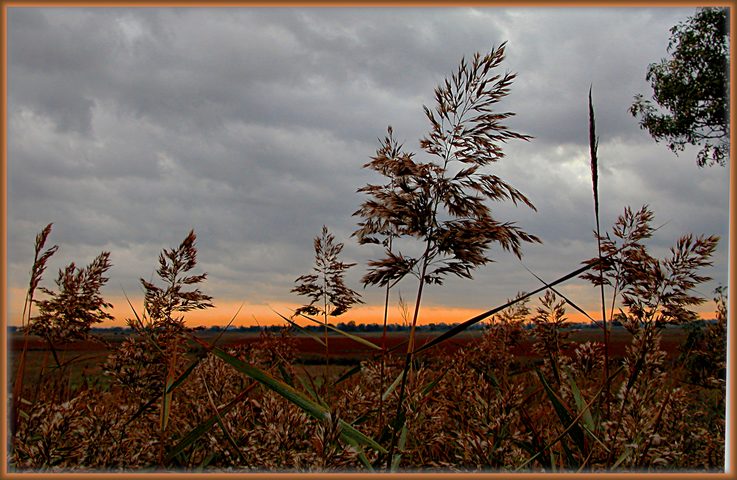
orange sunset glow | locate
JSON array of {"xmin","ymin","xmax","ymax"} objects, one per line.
[{"xmin": 7, "ymin": 290, "xmax": 719, "ymax": 329}]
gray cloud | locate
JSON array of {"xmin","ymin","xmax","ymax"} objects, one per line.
[{"xmin": 7, "ymin": 7, "xmax": 727, "ymax": 323}]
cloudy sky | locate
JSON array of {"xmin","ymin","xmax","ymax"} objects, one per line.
[{"xmin": 6, "ymin": 7, "xmax": 730, "ymax": 327}]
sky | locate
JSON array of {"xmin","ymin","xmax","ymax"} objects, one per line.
[{"xmin": 6, "ymin": 7, "xmax": 731, "ymax": 328}]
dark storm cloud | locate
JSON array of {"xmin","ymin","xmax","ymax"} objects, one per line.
[{"xmin": 7, "ymin": 7, "xmax": 728, "ymax": 321}]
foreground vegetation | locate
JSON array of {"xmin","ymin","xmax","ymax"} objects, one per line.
[
  {"xmin": 8, "ymin": 288, "xmax": 727, "ymax": 472},
  {"xmin": 8, "ymin": 42, "xmax": 726, "ymax": 472}
]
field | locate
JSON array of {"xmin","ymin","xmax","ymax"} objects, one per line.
[{"xmin": 8, "ymin": 326, "xmax": 691, "ymax": 388}]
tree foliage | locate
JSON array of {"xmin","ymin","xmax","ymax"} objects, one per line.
[{"xmin": 630, "ymin": 7, "xmax": 730, "ymax": 167}]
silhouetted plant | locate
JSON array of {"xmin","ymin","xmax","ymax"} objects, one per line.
[
  {"xmin": 531, "ymin": 290, "xmax": 569, "ymax": 385},
  {"xmin": 22, "ymin": 224, "xmax": 59, "ymax": 328},
  {"xmin": 353, "ymin": 127, "xmax": 405, "ymax": 426},
  {"xmin": 584, "ymin": 206, "xmax": 718, "ymax": 334},
  {"xmin": 354, "ymin": 42, "xmax": 540, "ymax": 469},
  {"xmin": 141, "ymin": 229, "xmax": 214, "ymax": 327},
  {"xmin": 355, "ymin": 43, "xmax": 540, "ymax": 349},
  {"xmin": 630, "ymin": 7, "xmax": 729, "ymax": 167},
  {"xmin": 12, "ymin": 223, "xmax": 59, "ymax": 439},
  {"xmin": 581, "ymin": 205, "xmax": 719, "ymax": 466},
  {"xmin": 106, "ymin": 230, "xmax": 214, "ymax": 466},
  {"xmin": 681, "ymin": 286, "xmax": 727, "ymax": 389},
  {"xmin": 27, "ymin": 251, "xmax": 113, "ymax": 354},
  {"xmin": 292, "ymin": 225, "xmax": 363, "ymax": 371},
  {"xmin": 108, "ymin": 230, "xmax": 214, "ymax": 394}
]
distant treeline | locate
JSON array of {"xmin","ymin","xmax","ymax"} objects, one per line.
[{"xmin": 8, "ymin": 319, "xmax": 716, "ymax": 335}]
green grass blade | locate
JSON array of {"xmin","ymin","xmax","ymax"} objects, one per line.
[
  {"xmin": 420, "ymin": 367, "xmax": 449, "ymax": 397},
  {"xmin": 210, "ymin": 346, "xmax": 386, "ymax": 454},
  {"xmin": 211, "ymin": 347, "xmax": 326, "ymax": 418},
  {"xmin": 296, "ymin": 371, "xmax": 328, "ymax": 409},
  {"xmin": 382, "ymin": 370, "xmax": 403, "ymax": 401},
  {"xmin": 342, "ymin": 435, "xmax": 374, "ymax": 472},
  {"xmin": 277, "ymin": 362, "xmax": 294, "ymax": 388},
  {"xmin": 202, "ymin": 375, "xmax": 249, "ymax": 466},
  {"xmin": 535, "ymin": 368, "xmax": 586, "ymax": 455},
  {"xmin": 564, "ymin": 367, "xmax": 595, "ymax": 433},
  {"xmin": 391, "ymin": 423, "xmax": 408, "ymax": 472},
  {"xmin": 563, "ymin": 369, "xmax": 609, "ymax": 452},
  {"xmin": 165, "ymin": 384, "xmax": 253, "ymax": 464},
  {"xmin": 334, "ymin": 364, "xmax": 362, "ymax": 386},
  {"xmin": 611, "ymin": 447, "xmax": 632, "ymax": 470},
  {"xmin": 167, "ymin": 354, "xmax": 203, "ymax": 394},
  {"xmin": 272, "ymin": 309, "xmax": 326, "ymax": 348},
  {"xmin": 195, "ymin": 451, "xmax": 217, "ymax": 472},
  {"xmin": 160, "ymin": 355, "xmax": 177, "ymax": 433},
  {"xmin": 340, "ymin": 422, "xmax": 387, "ymax": 454},
  {"xmin": 517, "ymin": 366, "xmax": 624, "ymax": 471},
  {"xmin": 296, "ymin": 312, "xmax": 382, "ymax": 351}
]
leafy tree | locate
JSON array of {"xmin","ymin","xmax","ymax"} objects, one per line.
[{"xmin": 630, "ymin": 7, "xmax": 730, "ymax": 167}]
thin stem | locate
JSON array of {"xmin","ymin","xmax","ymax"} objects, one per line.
[
  {"xmin": 596, "ymin": 226, "xmax": 611, "ymax": 415},
  {"xmin": 378, "ymin": 235, "xmax": 394, "ymax": 428},
  {"xmin": 323, "ymin": 270, "xmax": 329, "ymax": 391},
  {"xmin": 386, "ymin": 251, "xmax": 429, "ymax": 470},
  {"xmin": 589, "ymin": 88, "xmax": 611, "ymax": 415}
]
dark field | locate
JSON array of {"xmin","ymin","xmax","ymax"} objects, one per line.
[{"xmin": 8, "ymin": 325, "xmax": 692, "ymax": 388}]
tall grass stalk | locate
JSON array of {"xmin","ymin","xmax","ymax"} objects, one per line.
[
  {"xmin": 12, "ymin": 224, "xmax": 58, "ymax": 438},
  {"xmin": 378, "ymin": 235, "xmax": 393, "ymax": 428},
  {"xmin": 353, "ymin": 44, "xmax": 540, "ymax": 469},
  {"xmin": 292, "ymin": 226, "xmax": 363, "ymax": 392},
  {"xmin": 588, "ymin": 88, "xmax": 611, "ymax": 412}
]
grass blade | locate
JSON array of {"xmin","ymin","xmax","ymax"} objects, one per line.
[
  {"xmin": 390, "ymin": 423, "xmax": 408, "ymax": 472},
  {"xmin": 203, "ymin": 342, "xmax": 386, "ymax": 454},
  {"xmin": 334, "ymin": 364, "xmax": 362, "ymax": 386},
  {"xmin": 277, "ymin": 362, "xmax": 294, "ymax": 388},
  {"xmin": 517, "ymin": 366, "xmax": 623, "ymax": 471},
  {"xmin": 202, "ymin": 374, "xmax": 248, "ymax": 465},
  {"xmin": 590, "ymin": 87, "xmax": 611, "ymax": 410},
  {"xmin": 296, "ymin": 370, "xmax": 329, "ymax": 409},
  {"xmin": 611, "ymin": 447, "xmax": 632, "ymax": 470},
  {"xmin": 382, "ymin": 370, "xmax": 403, "ymax": 401},
  {"xmin": 167, "ymin": 354, "xmax": 203, "ymax": 394},
  {"xmin": 420, "ymin": 367, "xmax": 449, "ymax": 397},
  {"xmin": 160, "ymin": 351, "xmax": 178, "ymax": 434},
  {"xmin": 535, "ymin": 367, "xmax": 586, "ymax": 455},
  {"xmin": 520, "ymin": 262, "xmax": 603, "ymax": 329},
  {"xmin": 415, "ymin": 260, "xmax": 603, "ymax": 354},
  {"xmin": 165, "ymin": 383, "xmax": 255, "ymax": 464},
  {"xmin": 564, "ymin": 367, "xmax": 595, "ymax": 433},
  {"xmin": 296, "ymin": 312, "xmax": 382, "ymax": 351},
  {"xmin": 563, "ymin": 368, "xmax": 609, "ymax": 453},
  {"xmin": 272, "ymin": 309, "xmax": 326, "ymax": 348},
  {"xmin": 212, "ymin": 303, "xmax": 245, "ymax": 347}
]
